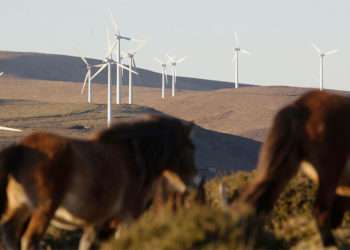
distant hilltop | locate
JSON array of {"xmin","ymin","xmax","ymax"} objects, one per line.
[{"xmin": 0, "ymin": 50, "xmax": 241, "ymax": 91}]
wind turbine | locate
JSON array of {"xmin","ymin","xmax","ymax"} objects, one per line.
[
  {"xmin": 311, "ymin": 43, "xmax": 338, "ymax": 91},
  {"xmin": 109, "ymin": 11, "xmax": 133, "ymax": 105},
  {"xmin": 154, "ymin": 58, "xmax": 169, "ymax": 99},
  {"xmin": 0, "ymin": 126, "xmax": 22, "ymax": 132},
  {"xmin": 166, "ymin": 54, "xmax": 187, "ymax": 97},
  {"xmin": 233, "ymin": 32, "xmax": 251, "ymax": 88},
  {"xmin": 91, "ymin": 29, "xmax": 136, "ymax": 127},
  {"xmin": 124, "ymin": 45, "xmax": 143, "ymax": 104},
  {"xmin": 75, "ymin": 49, "xmax": 97, "ymax": 103}
]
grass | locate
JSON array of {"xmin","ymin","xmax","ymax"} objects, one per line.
[
  {"xmin": 100, "ymin": 170, "xmax": 342, "ymax": 250},
  {"xmin": 34, "ymin": 170, "xmax": 350, "ymax": 249}
]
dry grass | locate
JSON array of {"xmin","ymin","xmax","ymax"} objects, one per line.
[{"xmin": 96, "ymin": 171, "xmax": 350, "ymax": 250}]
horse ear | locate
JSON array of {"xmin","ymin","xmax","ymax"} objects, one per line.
[{"xmin": 183, "ymin": 120, "xmax": 195, "ymax": 136}]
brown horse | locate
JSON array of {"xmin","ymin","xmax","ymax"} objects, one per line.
[
  {"xmin": 0, "ymin": 115, "xmax": 197, "ymax": 250},
  {"xmin": 239, "ymin": 90, "xmax": 350, "ymax": 246}
]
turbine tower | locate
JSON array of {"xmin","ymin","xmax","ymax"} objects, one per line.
[
  {"xmin": 166, "ymin": 54, "xmax": 187, "ymax": 97},
  {"xmin": 109, "ymin": 11, "xmax": 133, "ymax": 104},
  {"xmin": 312, "ymin": 43, "xmax": 338, "ymax": 91},
  {"xmin": 154, "ymin": 58, "xmax": 169, "ymax": 99},
  {"xmin": 91, "ymin": 29, "xmax": 136, "ymax": 127},
  {"xmin": 233, "ymin": 32, "xmax": 251, "ymax": 88}
]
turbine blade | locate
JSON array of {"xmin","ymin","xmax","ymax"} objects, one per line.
[
  {"xmin": 129, "ymin": 42, "xmax": 145, "ymax": 55},
  {"xmin": 91, "ymin": 64, "xmax": 108, "ymax": 80},
  {"xmin": 81, "ymin": 72, "xmax": 89, "ymax": 94},
  {"xmin": 80, "ymin": 56, "xmax": 89, "ymax": 66},
  {"xmin": 325, "ymin": 49, "xmax": 339, "ymax": 56},
  {"xmin": 118, "ymin": 63, "xmax": 138, "ymax": 75},
  {"xmin": 108, "ymin": 9, "xmax": 120, "ymax": 35},
  {"xmin": 234, "ymin": 32, "xmax": 240, "ymax": 46},
  {"xmin": 311, "ymin": 43, "xmax": 321, "ymax": 53},
  {"xmin": 241, "ymin": 49, "xmax": 252, "ymax": 55},
  {"xmin": 107, "ymin": 40, "xmax": 117, "ymax": 58},
  {"xmin": 154, "ymin": 58, "xmax": 163, "ymax": 64},
  {"xmin": 94, "ymin": 63, "xmax": 107, "ymax": 67},
  {"xmin": 166, "ymin": 53, "xmax": 175, "ymax": 62},
  {"xmin": 132, "ymin": 58, "xmax": 137, "ymax": 68},
  {"xmin": 106, "ymin": 28, "xmax": 112, "ymax": 55},
  {"xmin": 0, "ymin": 126, "xmax": 22, "ymax": 132},
  {"xmin": 74, "ymin": 47, "xmax": 89, "ymax": 65},
  {"xmin": 176, "ymin": 56, "xmax": 187, "ymax": 64}
]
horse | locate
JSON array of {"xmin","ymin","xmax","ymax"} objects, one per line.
[
  {"xmin": 0, "ymin": 114, "xmax": 197, "ymax": 250},
  {"xmin": 238, "ymin": 90, "xmax": 350, "ymax": 246}
]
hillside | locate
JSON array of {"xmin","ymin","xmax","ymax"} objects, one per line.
[
  {"xmin": 0, "ymin": 50, "xmax": 236, "ymax": 91},
  {"xmin": 0, "ymin": 74, "xmax": 318, "ymax": 174},
  {"xmin": 0, "ymin": 50, "xmax": 335, "ymax": 173}
]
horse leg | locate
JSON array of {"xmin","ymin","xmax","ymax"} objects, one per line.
[
  {"xmin": 1, "ymin": 206, "xmax": 30, "ymax": 250},
  {"xmin": 20, "ymin": 202, "xmax": 56, "ymax": 250},
  {"xmin": 78, "ymin": 226, "xmax": 96, "ymax": 250},
  {"xmin": 313, "ymin": 158, "xmax": 345, "ymax": 247},
  {"xmin": 314, "ymin": 183, "xmax": 337, "ymax": 246}
]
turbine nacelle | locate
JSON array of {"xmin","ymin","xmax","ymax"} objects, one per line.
[{"xmin": 115, "ymin": 34, "xmax": 132, "ymax": 41}]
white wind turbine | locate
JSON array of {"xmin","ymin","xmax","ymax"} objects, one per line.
[
  {"xmin": 311, "ymin": 43, "xmax": 338, "ymax": 91},
  {"xmin": 154, "ymin": 58, "xmax": 169, "ymax": 99},
  {"xmin": 166, "ymin": 54, "xmax": 187, "ymax": 97},
  {"xmin": 91, "ymin": 29, "xmax": 136, "ymax": 127},
  {"xmin": 109, "ymin": 11, "xmax": 134, "ymax": 105},
  {"xmin": 123, "ymin": 44, "xmax": 143, "ymax": 104},
  {"xmin": 76, "ymin": 49, "xmax": 97, "ymax": 103},
  {"xmin": 233, "ymin": 32, "xmax": 251, "ymax": 88}
]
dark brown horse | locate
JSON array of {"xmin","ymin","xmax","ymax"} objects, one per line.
[
  {"xmin": 0, "ymin": 115, "xmax": 197, "ymax": 250},
  {"xmin": 239, "ymin": 90, "xmax": 350, "ymax": 246}
]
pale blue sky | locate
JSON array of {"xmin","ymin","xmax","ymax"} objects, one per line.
[{"xmin": 1, "ymin": 0, "xmax": 350, "ymax": 90}]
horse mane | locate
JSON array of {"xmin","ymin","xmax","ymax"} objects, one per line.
[{"xmin": 96, "ymin": 114, "xmax": 191, "ymax": 181}]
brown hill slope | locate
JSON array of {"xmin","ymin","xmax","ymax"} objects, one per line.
[
  {"xmin": 0, "ymin": 50, "xmax": 236, "ymax": 91},
  {"xmin": 0, "ymin": 74, "xmax": 316, "ymax": 173}
]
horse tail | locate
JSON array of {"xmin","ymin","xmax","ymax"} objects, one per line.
[
  {"xmin": 239, "ymin": 103, "xmax": 307, "ymax": 214},
  {"xmin": 0, "ymin": 144, "xmax": 25, "ymax": 217}
]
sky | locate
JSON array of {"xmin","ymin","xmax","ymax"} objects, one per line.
[{"xmin": 1, "ymin": 0, "xmax": 350, "ymax": 90}]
